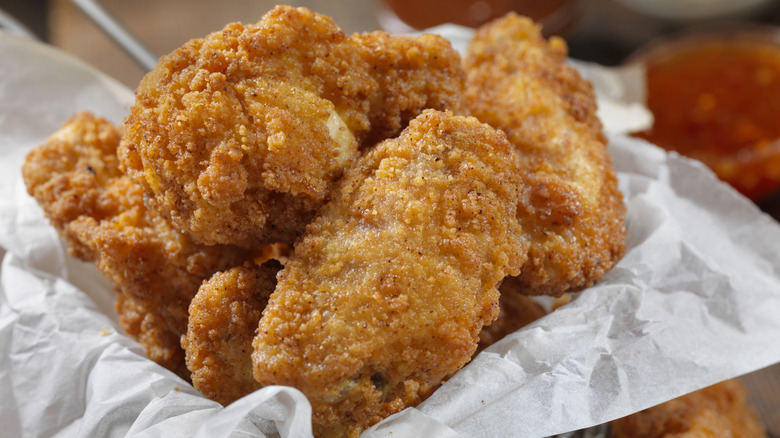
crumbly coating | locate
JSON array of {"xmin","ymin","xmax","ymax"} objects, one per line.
[
  {"xmin": 464, "ymin": 14, "xmax": 626, "ymax": 296},
  {"xmin": 22, "ymin": 112, "xmax": 247, "ymax": 378},
  {"xmin": 21, "ymin": 111, "xmax": 129, "ymax": 259},
  {"xmin": 183, "ymin": 261, "xmax": 280, "ymax": 405},
  {"xmin": 120, "ymin": 5, "xmax": 466, "ymax": 248},
  {"xmin": 116, "ymin": 293, "xmax": 189, "ymax": 378},
  {"xmin": 351, "ymin": 31, "xmax": 468, "ymax": 145},
  {"xmin": 252, "ymin": 110, "xmax": 527, "ymax": 437},
  {"xmin": 610, "ymin": 379, "xmax": 766, "ymax": 438}
]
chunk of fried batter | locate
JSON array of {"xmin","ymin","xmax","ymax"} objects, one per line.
[
  {"xmin": 120, "ymin": 5, "xmax": 466, "ymax": 248},
  {"xmin": 464, "ymin": 14, "xmax": 626, "ymax": 296},
  {"xmin": 182, "ymin": 261, "xmax": 280, "ymax": 405},
  {"xmin": 611, "ymin": 379, "xmax": 766, "ymax": 438},
  {"xmin": 22, "ymin": 112, "xmax": 247, "ymax": 378},
  {"xmin": 117, "ymin": 293, "xmax": 188, "ymax": 377},
  {"xmin": 351, "ymin": 31, "xmax": 468, "ymax": 145},
  {"xmin": 252, "ymin": 110, "xmax": 527, "ymax": 437}
]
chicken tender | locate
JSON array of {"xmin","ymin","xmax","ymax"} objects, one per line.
[
  {"xmin": 464, "ymin": 14, "xmax": 626, "ymax": 296},
  {"xmin": 252, "ymin": 110, "xmax": 527, "ymax": 437},
  {"xmin": 22, "ymin": 112, "xmax": 247, "ymax": 378},
  {"xmin": 182, "ymin": 261, "xmax": 280, "ymax": 405},
  {"xmin": 610, "ymin": 379, "xmax": 766, "ymax": 438},
  {"xmin": 120, "ymin": 5, "xmax": 466, "ymax": 248}
]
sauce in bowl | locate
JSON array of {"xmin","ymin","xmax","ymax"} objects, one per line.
[{"xmin": 631, "ymin": 27, "xmax": 780, "ymax": 201}]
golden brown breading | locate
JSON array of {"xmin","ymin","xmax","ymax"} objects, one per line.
[
  {"xmin": 117, "ymin": 293, "xmax": 189, "ymax": 378},
  {"xmin": 21, "ymin": 111, "xmax": 129, "ymax": 259},
  {"xmin": 464, "ymin": 14, "xmax": 626, "ymax": 296},
  {"xmin": 251, "ymin": 110, "xmax": 527, "ymax": 437},
  {"xmin": 610, "ymin": 379, "xmax": 766, "ymax": 438},
  {"xmin": 351, "ymin": 31, "xmax": 467, "ymax": 145},
  {"xmin": 182, "ymin": 261, "xmax": 280, "ymax": 405},
  {"xmin": 120, "ymin": 5, "xmax": 466, "ymax": 248},
  {"xmin": 21, "ymin": 112, "xmax": 247, "ymax": 378}
]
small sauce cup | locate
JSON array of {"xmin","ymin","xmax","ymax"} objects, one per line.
[{"xmin": 628, "ymin": 24, "xmax": 780, "ymax": 202}]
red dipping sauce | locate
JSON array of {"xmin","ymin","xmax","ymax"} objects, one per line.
[{"xmin": 631, "ymin": 28, "xmax": 780, "ymax": 201}]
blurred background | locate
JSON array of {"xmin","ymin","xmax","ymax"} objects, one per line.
[{"xmin": 2, "ymin": 0, "xmax": 780, "ymax": 88}]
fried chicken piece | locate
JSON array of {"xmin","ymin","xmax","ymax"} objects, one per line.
[
  {"xmin": 252, "ymin": 110, "xmax": 527, "ymax": 437},
  {"xmin": 464, "ymin": 14, "xmax": 626, "ymax": 296},
  {"xmin": 120, "ymin": 5, "xmax": 466, "ymax": 249},
  {"xmin": 22, "ymin": 112, "xmax": 247, "ymax": 378},
  {"xmin": 182, "ymin": 261, "xmax": 280, "ymax": 405},
  {"xmin": 610, "ymin": 379, "xmax": 766, "ymax": 438}
]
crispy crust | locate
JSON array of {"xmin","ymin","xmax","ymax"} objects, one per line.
[
  {"xmin": 117, "ymin": 293, "xmax": 189, "ymax": 378},
  {"xmin": 183, "ymin": 261, "xmax": 280, "ymax": 405}
]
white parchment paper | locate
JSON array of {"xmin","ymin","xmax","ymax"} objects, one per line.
[{"xmin": 1, "ymin": 29, "xmax": 779, "ymax": 438}]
